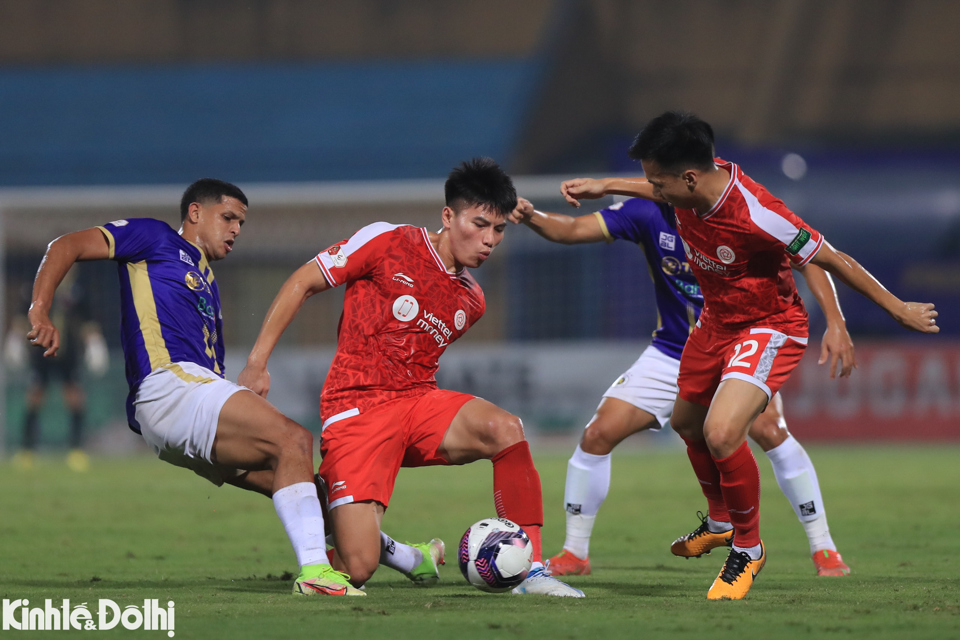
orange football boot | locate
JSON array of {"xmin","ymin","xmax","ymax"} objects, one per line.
[
  {"xmin": 545, "ymin": 549, "xmax": 591, "ymax": 576},
  {"xmin": 671, "ymin": 511, "xmax": 734, "ymax": 558},
  {"xmin": 812, "ymin": 549, "xmax": 851, "ymax": 576},
  {"xmin": 707, "ymin": 543, "xmax": 766, "ymax": 601}
]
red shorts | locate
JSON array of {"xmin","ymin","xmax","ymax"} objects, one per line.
[
  {"xmin": 318, "ymin": 389, "xmax": 475, "ymax": 509},
  {"xmin": 677, "ymin": 325, "xmax": 807, "ymax": 407}
]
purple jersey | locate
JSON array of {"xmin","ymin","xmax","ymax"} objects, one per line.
[{"xmin": 596, "ymin": 198, "xmax": 702, "ymax": 359}]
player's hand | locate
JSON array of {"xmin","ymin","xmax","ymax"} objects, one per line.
[
  {"xmin": 561, "ymin": 178, "xmax": 607, "ymax": 208},
  {"xmin": 819, "ymin": 322, "xmax": 857, "ymax": 378},
  {"xmin": 26, "ymin": 306, "xmax": 60, "ymax": 357},
  {"xmin": 238, "ymin": 364, "xmax": 271, "ymax": 398},
  {"xmin": 893, "ymin": 302, "xmax": 939, "ymax": 333},
  {"xmin": 507, "ymin": 197, "xmax": 535, "ymax": 225}
]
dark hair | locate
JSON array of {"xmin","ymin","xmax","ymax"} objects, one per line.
[
  {"xmin": 444, "ymin": 157, "xmax": 517, "ymax": 217},
  {"xmin": 628, "ymin": 111, "xmax": 715, "ymax": 173},
  {"xmin": 180, "ymin": 178, "xmax": 248, "ymax": 222}
]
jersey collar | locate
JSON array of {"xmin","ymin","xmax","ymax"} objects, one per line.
[
  {"xmin": 697, "ymin": 160, "xmax": 738, "ymax": 220},
  {"xmin": 420, "ymin": 228, "xmax": 464, "ymax": 279}
]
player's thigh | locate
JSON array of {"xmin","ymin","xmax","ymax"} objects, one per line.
[
  {"xmin": 748, "ymin": 392, "xmax": 789, "ymax": 451},
  {"xmin": 670, "ymin": 397, "xmax": 709, "ymax": 441},
  {"xmin": 214, "ymin": 389, "xmax": 310, "ymax": 470},
  {"xmin": 330, "ymin": 500, "xmax": 385, "ymax": 578},
  {"xmin": 438, "ymin": 397, "xmax": 524, "ymax": 464},
  {"xmin": 703, "ymin": 378, "xmax": 769, "ymax": 457},
  {"xmin": 581, "ymin": 397, "xmax": 659, "ymax": 455}
]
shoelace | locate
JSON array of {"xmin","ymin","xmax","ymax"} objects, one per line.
[
  {"xmin": 685, "ymin": 511, "xmax": 711, "ymax": 540},
  {"xmin": 719, "ymin": 550, "xmax": 751, "ymax": 585}
]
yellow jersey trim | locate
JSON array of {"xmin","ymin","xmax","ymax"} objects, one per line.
[
  {"xmin": 593, "ymin": 212, "xmax": 614, "ymax": 243},
  {"xmin": 185, "ymin": 238, "xmax": 216, "ymax": 284},
  {"xmin": 127, "ymin": 261, "xmax": 172, "ymax": 370},
  {"xmin": 97, "ymin": 226, "xmax": 116, "ymax": 259},
  {"xmin": 161, "ymin": 363, "xmax": 214, "ymax": 384}
]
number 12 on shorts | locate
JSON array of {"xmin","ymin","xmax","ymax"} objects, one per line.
[{"xmin": 728, "ymin": 339, "xmax": 759, "ymax": 369}]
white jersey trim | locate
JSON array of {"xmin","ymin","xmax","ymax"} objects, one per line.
[
  {"xmin": 328, "ymin": 495, "xmax": 355, "ymax": 509},
  {"xmin": 420, "ymin": 227, "xmax": 463, "ymax": 279},
  {"xmin": 749, "ymin": 327, "xmax": 808, "ymax": 345},
  {"xmin": 795, "ymin": 233, "xmax": 824, "ymax": 266},
  {"xmin": 700, "ymin": 162, "xmax": 738, "ymax": 219},
  {"xmin": 738, "ymin": 182, "xmax": 801, "ymax": 246},
  {"xmin": 720, "ymin": 371, "xmax": 772, "ymax": 401},
  {"xmin": 321, "ymin": 407, "xmax": 360, "ymax": 432},
  {"xmin": 316, "ymin": 222, "xmax": 406, "ymax": 286}
]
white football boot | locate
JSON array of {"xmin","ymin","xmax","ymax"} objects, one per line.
[{"xmin": 512, "ymin": 566, "xmax": 585, "ymax": 597}]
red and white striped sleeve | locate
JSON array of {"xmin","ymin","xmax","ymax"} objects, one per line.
[
  {"xmin": 315, "ymin": 222, "xmax": 404, "ymax": 287},
  {"xmin": 738, "ymin": 183, "xmax": 824, "ymax": 266}
]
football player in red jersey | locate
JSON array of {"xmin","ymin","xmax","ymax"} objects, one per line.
[
  {"xmin": 560, "ymin": 111, "xmax": 939, "ymax": 600},
  {"xmin": 238, "ymin": 158, "xmax": 584, "ymax": 597}
]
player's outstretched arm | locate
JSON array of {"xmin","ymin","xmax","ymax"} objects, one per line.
[
  {"xmin": 28, "ymin": 228, "xmax": 111, "ymax": 357},
  {"xmin": 810, "ymin": 242, "xmax": 939, "ymax": 333},
  {"xmin": 238, "ymin": 260, "xmax": 332, "ymax": 397},
  {"xmin": 507, "ymin": 197, "xmax": 606, "ymax": 244},
  {"xmin": 561, "ymin": 177, "xmax": 662, "ymax": 208},
  {"xmin": 796, "ymin": 263, "xmax": 856, "ymax": 378}
]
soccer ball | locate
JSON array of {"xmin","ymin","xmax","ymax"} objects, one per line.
[{"xmin": 458, "ymin": 517, "xmax": 533, "ymax": 592}]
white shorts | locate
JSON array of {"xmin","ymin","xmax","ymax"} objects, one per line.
[
  {"xmin": 134, "ymin": 362, "xmax": 247, "ymax": 486},
  {"xmin": 600, "ymin": 345, "xmax": 681, "ymax": 429}
]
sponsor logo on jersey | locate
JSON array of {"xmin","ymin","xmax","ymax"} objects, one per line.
[
  {"xmin": 417, "ymin": 310, "xmax": 453, "ymax": 347},
  {"xmin": 185, "ymin": 271, "xmax": 206, "ymax": 291},
  {"xmin": 392, "ymin": 295, "xmax": 419, "ymax": 322},
  {"xmin": 327, "ymin": 245, "xmax": 348, "ymax": 268},
  {"xmin": 716, "ymin": 245, "xmax": 736, "ymax": 264},
  {"xmin": 683, "ymin": 242, "xmax": 729, "ymax": 275},
  {"xmin": 659, "ymin": 232, "xmax": 676, "ymax": 251},
  {"xmin": 179, "ymin": 249, "xmax": 195, "ymax": 266},
  {"xmin": 393, "ymin": 272, "xmax": 415, "ymax": 287},
  {"xmin": 331, "ymin": 480, "xmax": 347, "ymax": 494},
  {"xmin": 196, "ymin": 297, "xmax": 215, "ymax": 320},
  {"xmin": 108, "ymin": 220, "xmax": 129, "ymax": 227},
  {"xmin": 785, "ymin": 228, "xmax": 812, "ymax": 255},
  {"xmin": 454, "ymin": 309, "xmax": 466, "ymax": 330},
  {"xmin": 661, "ymin": 256, "xmax": 693, "ymax": 276},
  {"xmin": 799, "ymin": 500, "xmax": 817, "ymax": 516}
]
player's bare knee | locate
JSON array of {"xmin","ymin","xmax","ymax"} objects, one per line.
[
  {"xmin": 749, "ymin": 415, "xmax": 786, "ymax": 451},
  {"xmin": 276, "ymin": 421, "xmax": 313, "ymax": 462},
  {"xmin": 581, "ymin": 423, "xmax": 615, "ymax": 455},
  {"xmin": 490, "ymin": 413, "xmax": 524, "ymax": 452},
  {"xmin": 341, "ymin": 554, "xmax": 378, "ymax": 587},
  {"xmin": 704, "ymin": 423, "xmax": 742, "ymax": 457}
]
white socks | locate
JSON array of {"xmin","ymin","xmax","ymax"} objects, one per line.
[
  {"xmin": 561, "ymin": 445, "xmax": 612, "ymax": 559},
  {"xmin": 272, "ymin": 482, "xmax": 330, "ymax": 569},
  {"xmin": 732, "ymin": 543, "xmax": 763, "ymax": 561},
  {"xmin": 708, "ymin": 517, "xmax": 733, "ymax": 533},
  {"xmin": 765, "ymin": 436, "xmax": 836, "ymax": 553},
  {"xmin": 378, "ymin": 532, "xmax": 422, "ymax": 574}
]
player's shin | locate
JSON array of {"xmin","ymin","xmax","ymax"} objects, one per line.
[
  {"xmin": 377, "ymin": 532, "xmax": 422, "ymax": 573},
  {"xmin": 765, "ymin": 436, "xmax": 835, "ymax": 553},
  {"xmin": 680, "ymin": 435, "xmax": 730, "ymax": 523},
  {"xmin": 492, "ymin": 440, "xmax": 545, "ymax": 563},
  {"xmin": 562, "ymin": 445, "xmax": 611, "ymax": 559},
  {"xmin": 272, "ymin": 482, "xmax": 331, "ymax": 569},
  {"xmin": 713, "ymin": 442, "xmax": 762, "ymax": 554}
]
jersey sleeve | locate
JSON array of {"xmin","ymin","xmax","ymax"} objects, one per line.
[
  {"xmin": 97, "ymin": 218, "xmax": 171, "ymax": 262},
  {"xmin": 744, "ymin": 192, "xmax": 824, "ymax": 266},
  {"xmin": 314, "ymin": 222, "xmax": 403, "ymax": 287},
  {"xmin": 594, "ymin": 199, "xmax": 656, "ymax": 244}
]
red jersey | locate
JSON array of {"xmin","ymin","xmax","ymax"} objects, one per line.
[
  {"xmin": 674, "ymin": 159, "xmax": 824, "ymax": 335},
  {"xmin": 314, "ymin": 223, "xmax": 485, "ymax": 421}
]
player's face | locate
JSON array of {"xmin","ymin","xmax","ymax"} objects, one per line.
[
  {"xmin": 443, "ymin": 204, "xmax": 507, "ymax": 268},
  {"xmin": 195, "ymin": 196, "xmax": 246, "ymax": 261},
  {"xmin": 641, "ymin": 160, "xmax": 698, "ymax": 208}
]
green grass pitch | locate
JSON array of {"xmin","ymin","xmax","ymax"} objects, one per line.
[{"xmin": 2, "ymin": 445, "xmax": 958, "ymax": 639}]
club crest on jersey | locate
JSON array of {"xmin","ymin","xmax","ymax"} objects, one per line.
[
  {"xmin": 392, "ymin": 295, "xmax": 419, "ymax": 322},
  {"xmin": 454, "ymin": 309, "xmax": 467, "ymax": 331},
  {"xmin": 659, "ymin": 232, "xmax": 676, "ymax": 251},
  {"xmin": 327, "ymin": 245, "xmax": 348, "ymax": 268},
  {"xmin": 179, "ymin": 249, "xmax": 195, "ymax": 266},
  {"xmin": 185, "ymin": 271, "xmax": 206, "ymax": 291},
  {"xmin": 393, "ymin": 272, "xmax": 415, "ymax": 288},
  {"xmin": 716, "ymin": 245, "xmax": 736, "ymax": 264}
]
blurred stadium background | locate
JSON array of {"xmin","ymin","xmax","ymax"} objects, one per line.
[{"xmin": 2, "ymin": 0, "xmax": 959, "ymax": 454}]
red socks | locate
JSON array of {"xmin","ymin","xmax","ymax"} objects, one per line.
[
  {"xmin": 492, "ymin": 440, "xmax": 544, "ymax": 562},
  {"xmin": 713, "ymin": 441, "xmax": 761, "ymax": 548},
  {"xmin": 681, "ymin": 436, "xmax": 729, "ymax": 523}
]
